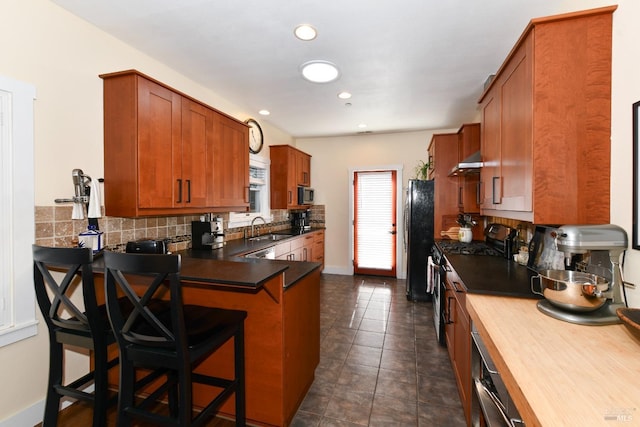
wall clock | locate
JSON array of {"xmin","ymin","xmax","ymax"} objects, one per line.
[{"xmin": 245, "ymin": 118, "xmax": 264, "ymax": 154}]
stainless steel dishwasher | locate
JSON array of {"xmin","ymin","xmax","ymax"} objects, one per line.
[{"xmin": 244, "ymin": 246, "xmax": 275, "ymax": 259}]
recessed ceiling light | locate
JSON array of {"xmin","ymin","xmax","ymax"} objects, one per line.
[
  {"xmin": 294, "ymin": 24, "xmax": 317, "ymax": 41},
  {"xmin": 358, "ymin": 123, "xmax": 367, "ymax": 129},
  {"xmin": 300, "ymin": 61, "xmax": 340, "ymax": 83},
  {"xmin": 338, "ymin": 91, "xmax": 352, "ymax": 99},
  {"xmin": 258, "ymin": 109, "xmax": 270, "ymax": 116}
]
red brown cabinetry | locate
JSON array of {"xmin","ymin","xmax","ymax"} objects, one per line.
[
  {"xmin": 443, "ymin": 257, "xmax": 472, "ymax": 425},
  {"xmin": 270, "ymin": 145, "xmax": 312, "ymax": 209},
  {"xmin": 100, "ymin": 70, "xmax": 249, "ymax": 217},
  {"xmin": 456, "ymin": 124, "xmax": 481, "ymax": 214},
  {"xmin": 479, "ymin": 6, "xmax": 615, "ymax": 224},
  {"xmin": 428, "ymin": 133, "xmax": 459, "ymax": 238}
]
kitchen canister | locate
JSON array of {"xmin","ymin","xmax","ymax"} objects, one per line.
[
  {"xmin": 458, "ymin": 227, "xmax": 473, "ymax": 243},
  {"xmin": 79, "ymin": 226, "xmax": 104, "ymax": 253}
]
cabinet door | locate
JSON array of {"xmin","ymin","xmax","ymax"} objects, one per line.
[
  {"xmin": 453, "ymin": 295, "xmax": 471, "ymax": 422},
  {"xmin": 296, "ymin": 151, "xmax": 311, "ymax": 186},
  {"xmin": 137, "ymin": 77, "xmax": 182, "ymax": 209},
  {"xmin": 181, "ymin": 98, "xmax": 212, "ymax": 208},
  {"xmin": 431, "ymin": 133, "xmax": 459, "ymax": 238},
  {"xmin": 212, "ymin": 114, "xmax": 249, "ymax": 208},
  {"xmin": 499, "ymin": 38, "xmax": 533, "ymax": 212},
  {"xmin": 480, "ymin": 91, "xmax": 501, "ymax": 210}
]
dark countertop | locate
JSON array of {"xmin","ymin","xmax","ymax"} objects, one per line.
[
  {"xmin": 179, "ymin": 248, "xmax": 321, "ymax": 288},
  {"xmin": 95, "ymin": 228, "xmax": 323, "ymax": 290},
  {"xmin": 441, "ymin": 249, "xmax": 542, "ymax": 299}
]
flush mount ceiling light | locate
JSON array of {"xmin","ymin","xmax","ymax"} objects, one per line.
[
  {"xmin": 300, "ymin": 60, "xmax": 340, "ymax": 83},
  {"xmin": 294, "ymin": 24, "xmax": 317, "ymax": 41}
]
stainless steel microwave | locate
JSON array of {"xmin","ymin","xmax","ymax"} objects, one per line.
[{"xmin": 298, "ymin": 186, "xmax": 315, "ymax": 205}]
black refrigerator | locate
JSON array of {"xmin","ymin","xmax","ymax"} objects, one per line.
[{"xmin": 404, "ymin": 179, "xmax": 435, "ymax": 301}]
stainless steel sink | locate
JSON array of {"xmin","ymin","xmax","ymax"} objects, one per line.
[{"xmin": 248, "ymin": 234, "xmax": 292, "ymax": 242}]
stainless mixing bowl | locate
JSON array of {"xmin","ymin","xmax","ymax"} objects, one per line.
[{"xmin": 532, "ymin": 270, "xmax": 609, "ymax": 312}]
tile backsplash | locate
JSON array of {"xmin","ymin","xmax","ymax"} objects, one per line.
[{"xmin": 35, "ymin": 204, "xmax": 326, "ymax": 252}]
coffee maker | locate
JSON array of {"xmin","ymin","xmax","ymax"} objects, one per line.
[
  {"xmin": 536, "ymin": 224, "xmax": 627, "ymax": 325},
  {"xmin": 290, "ymin": 209, "xmax": 311, "ymax": 232},
  {"xmin": 191, "ymin": 214, "xmax": 225, "ymax": 250}
]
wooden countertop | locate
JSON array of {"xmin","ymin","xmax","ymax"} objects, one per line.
[{"xmin": 467, "ymin": 294, "xmax": 640, "ymax": 426}]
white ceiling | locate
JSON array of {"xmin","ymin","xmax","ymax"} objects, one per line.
[{"xmin": 51, "ymin": 0, "xmax": 598, "ymax": 138}]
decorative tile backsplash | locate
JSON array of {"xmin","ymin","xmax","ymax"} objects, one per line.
[{"xmin": 35, "ymin": 205, "xmax": 326, "ymax": 252}]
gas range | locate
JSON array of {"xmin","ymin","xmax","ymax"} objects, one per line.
[
  {"xmin": 435, "ymin": 240, "xmax": 502, "ymax": 257},
  {"xmin": 433, "ymin": 223, "xmax": 515, "ymax": 262}
]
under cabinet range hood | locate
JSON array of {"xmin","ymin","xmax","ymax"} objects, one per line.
[{"xmin": 448, "ymin": 151, "xmax": 483, "ymax": 176}]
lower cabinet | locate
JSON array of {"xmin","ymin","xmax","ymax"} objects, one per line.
[
  {"xmin": 275, "ymin": 230, "xmax": 324, "ymax": 268},
  {"xmin": 443, "ymin": 260, "xmax": 472, "ymax": 425}
]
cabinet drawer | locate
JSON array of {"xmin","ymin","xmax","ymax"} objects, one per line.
[
  {"xmin": 290, "ymin": 236, "xmax": 304, "ymax": 250},
  {"xmin": 274, "ymin": 241, "xmax": 291, "ymax": 258}
]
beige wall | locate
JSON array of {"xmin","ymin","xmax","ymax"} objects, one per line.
[
  {"xmin": 1, "ymin": 0, "xmax": 640, "ymax": 424},
  {"xmin": 296, "ymin": 129, "xmax": 457, "ymax": 276}
]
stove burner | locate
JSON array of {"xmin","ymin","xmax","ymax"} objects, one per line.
[{"xmin": 436, "ymin": 241, "xmax": 502, "ymax": 257}]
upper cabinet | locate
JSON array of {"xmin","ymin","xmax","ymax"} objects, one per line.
[
  {"xmin": 428, "ymin": 133, "xmax": 459, "ymax": 238},
  {"xmin": 270, "ymin": 145, "xmax": 312, "ymax": 209},
  {"xmin": 479, "ymin": 6, "xmax": 615, "ymax": 224},
  {"xmin": 100, "ymin": 70, "xmax": 249, "ymax": 217},
  {"xmin": 456, "ymin": 123, "xmax": 481, "ymax": 214}
]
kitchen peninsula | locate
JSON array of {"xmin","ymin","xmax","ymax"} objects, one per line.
[
  {"xmin": 468, "ymin": 294, "xmax": 640, "ymax": 426},
  {"xmin": 96, "ymin": 232, "xmax": 323, "ymax": 427}
]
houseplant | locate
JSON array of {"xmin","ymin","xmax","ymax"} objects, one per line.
[{"xmin": 414, "ymin": 160, "xmax": 431, "ymax": 180}]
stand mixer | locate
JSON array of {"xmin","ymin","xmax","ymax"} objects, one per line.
[{"xmin": 536, "ymin": 224, "xmax": 628, "ymax": 325}]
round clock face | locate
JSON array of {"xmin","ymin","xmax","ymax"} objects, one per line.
[{"xmin": 246, "ymin": 118, "xmax": 264, "ymax": 154}]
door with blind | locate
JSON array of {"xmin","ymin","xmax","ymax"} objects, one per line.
[{"xmin": 353, "ymin": 170, "xmax": 397, "ymax": 276}]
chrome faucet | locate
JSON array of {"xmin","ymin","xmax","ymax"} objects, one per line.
[{"xmin": 250, "ymin": 216, "xmax": 266, "ymax": 238}]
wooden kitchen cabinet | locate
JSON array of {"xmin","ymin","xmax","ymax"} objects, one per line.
[
  {"xmin": 443, "ymin": 258, "xmax": 472, "ymax": 425},
  {"xmin": 456, "ymin": 124, "xmax": 481, "ymax": 214},
  {"xmin": 270, "ymin": 145, "xmax": 312, "ymax": 209},
  {"xmin": 296, "ymin": 150, "xmax": 311, "ymax": 186},
  {"xmin": 101, "ymin": 70, "xmax": 249, "ymax": 217},
  {"xmin": 275, "ymin": 231, "xmax": 324, "ymax": 268},
  {"xmin": 478, "ymin": 6, "xmax": 615, "ymax": 224},
  {"xmin": 312, "ymin": 230, "xmax": 325, "ymax": 270},
  {"xmin": 428, "ymin": 133, "xmax": 459, "ymax": 239},
  {"xmin": 211, "ymin": 113, "xmax": 249, "ymax": 208}
]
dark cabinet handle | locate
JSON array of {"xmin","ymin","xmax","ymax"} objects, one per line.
[
  {"xmin": 176, "ymin": 179, "xmax": 182, "ymax": 203},
  {"xmin": 476, "ymin": 182, "xmax": 481, "ymax": 206},
  {"xmin": 492, "ymin": 176, "xmax": 501, "ymax": 204},
  {"xmin": 446, "ymin": 297, "xmax": 455, "ymax": 324},
  {"xmin": 186, "ymin": 180, "xmax": 191, "ymax": 203},
  {"xmin": 458, "ymin": 186, "xmax": 463, "ymax": 206},
  {"xmin": 288, "ymin": 190, "xmax": 292, "ymax": 204},
  {"xmin": 452, "ymin": 281, "xmax": 462, "ymax": 293}
]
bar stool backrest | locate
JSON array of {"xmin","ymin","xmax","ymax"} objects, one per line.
[
  {"xmin": 103, "ymin": 252, "xmax": 185, "ymax": 351},
  {"xmin": 33, "ymin": 246, "xmax": 100, "ymax": 339}
]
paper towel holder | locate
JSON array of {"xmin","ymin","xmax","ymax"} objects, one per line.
[{"xmin": 54, "ymin": 169, "xmax": 104, "ymax": 227}]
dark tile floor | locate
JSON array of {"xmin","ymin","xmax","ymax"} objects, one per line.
[{"xmin": 290, "ymin": 273, "xmax": 467, "ymax": 427}]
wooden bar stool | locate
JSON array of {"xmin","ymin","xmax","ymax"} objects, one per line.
[
  {"xmin": 32, "ymin": 245, "xmax": 116, "ymax": 427},
  {"xmin": 103, "ymin": 251, "xmax": 247, "ymax": 427}
]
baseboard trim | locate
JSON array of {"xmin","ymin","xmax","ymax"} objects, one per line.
[{"xmin": 0, "ymin": 399, "xmax": 43, "ymax": 427}]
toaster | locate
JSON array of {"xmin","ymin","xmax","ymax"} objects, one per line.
[{"xmin": 125, "ymin": 239, "xmax": 168, "ymax": 254}]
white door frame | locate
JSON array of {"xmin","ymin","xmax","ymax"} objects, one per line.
[{"xmin": 348, "ymin": 164, "xmax": 405, "ymax": 278}]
